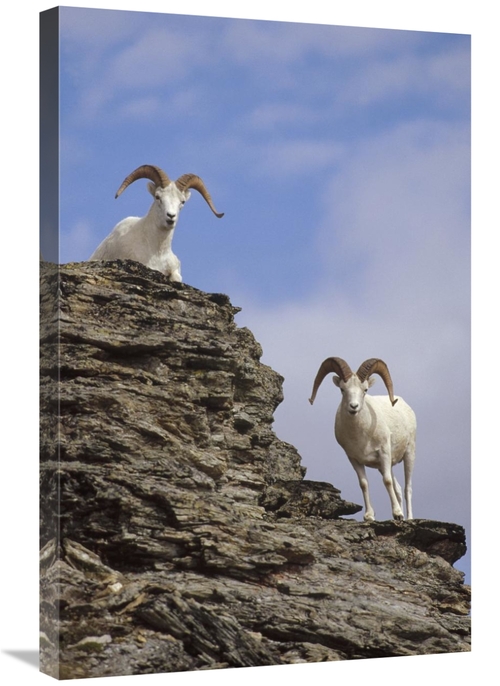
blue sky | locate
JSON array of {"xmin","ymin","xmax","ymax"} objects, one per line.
[{"xmin": 56, "ymin": 6, "xmax": 471, "ymax": 582}]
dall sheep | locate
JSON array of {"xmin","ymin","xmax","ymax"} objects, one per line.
[
  {"xmin": 89, "ymin": 164, "xmax": 224, "ymax": 281},
  {"xmin": 309, "ymin": 357, "xmax": 416, "ymax": 522}
]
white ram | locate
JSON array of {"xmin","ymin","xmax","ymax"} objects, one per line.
[
  {"xmin": 309, "ymin": 357, "xmax": 416, "ymax": 522},
  {"xmin": 89, "ymin": 164, "xmax": 224, "ymax": 281}
]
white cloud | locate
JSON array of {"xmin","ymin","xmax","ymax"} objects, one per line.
[
  {"xmin": 258, "ymin": 139, "xmax": 344, "ymax": 176},
  {"xmin": 338, "ymin": 46, "xmax": 470, "ymax": 107},
  {"xmin": 222, "ymin": 19, "xmax": 425, "ymax": 66},
  {"xmin": 315, "ymin": 120, "xmax": 470, "ymax": 291},
  {"xmin": 428, "ymin": 45, "xmax": 471, "ymax": 96},
  {"xmin": 113, "ymin": 87, "xmax": 203, "ymax": 123},
  {"xmin": 60, "ymin": 6, "xmax": 143, "ymax": 52},
  {"xmin": 61, "ymin": 18, "xmax": 216, "ymax": 122},
  {"xmin": 118, "ymin": 96, "xmax": 162, "ymax": 119},
  {"xmin": 245, "ymin": 102, "xmax": 321, "ymax": 131},
  {"xmin": 106, "ymin": 28, "xmax": 212, "ymax": 90}
]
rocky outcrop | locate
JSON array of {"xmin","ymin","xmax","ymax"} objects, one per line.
[{"xmin": 39, "ymin": 260, "xmax": 470, "ymax": 679}]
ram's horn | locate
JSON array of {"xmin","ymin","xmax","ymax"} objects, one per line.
[
  {"xmin": 175, "ymin": 174, "xmax": 224, "ymax": 218},
  {"xmin": 309, "ymin": 357, "xmax": 353, "ymax": 405},
  {"xmin": 356, "ymin": 358, "xmax": 398, "ymax": 406},
  {"xmin": 115, "ymin": 165, "xmax": 171, "ymax": 198}
]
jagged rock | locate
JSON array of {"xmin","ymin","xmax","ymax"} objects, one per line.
[
  {"xmin": 40, "ymin": 261, "xmax": 470, "ymax": 679},
  {"xmin": 260, "ymin": 479, "xmax": 362, "ymax": 518}
]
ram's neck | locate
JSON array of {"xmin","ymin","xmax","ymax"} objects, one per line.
[
  {"xmin": 336, "ymin": 400, "xmax": 375, "ymax": 436},
  {"xmin": 156, "ymin": 225, "xmax": 175, "ymax": 253},
  {"xmin": 142, "ymin": 209, "xmax": 176, "ymax": 254}
]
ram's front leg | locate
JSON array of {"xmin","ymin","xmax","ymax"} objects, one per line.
[
  {"xmin": 169, "ymin": 268, "xmax": 182, "ymax": 283},
  {"xmin": 349, "ymin": 458, "xmax": 375, "ymax": 522},
  {"xmin": 164, "ymin": 253, "xmax": 182, "ymax": 282}
]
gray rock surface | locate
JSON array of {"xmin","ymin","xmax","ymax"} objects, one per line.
[{"xmin": 40, "ymin": 260, "xmax": 470, "ymax": 679}]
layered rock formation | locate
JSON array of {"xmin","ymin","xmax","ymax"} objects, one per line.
[{"xmin": 39, "ymin": 260, "xmax": 470, "ymax": 679}]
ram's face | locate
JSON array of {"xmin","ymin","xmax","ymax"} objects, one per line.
[
  {"xmin": 149, "ymin": 182, "xmax": 191, "ymax": 229},
  {"xmin": 334, "ymin": 375, "xmax": 375, "ymax": 415}
]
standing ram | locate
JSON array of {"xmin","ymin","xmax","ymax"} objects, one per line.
[
  {"xmin": 309, "ymin": 357, "xmax": 416, "ymax": 521},
  {"xmin": 89, "ymin": 164, "xmax": 224, "ymax": 281}
]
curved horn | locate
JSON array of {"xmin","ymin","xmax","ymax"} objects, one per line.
[
  {"xmin": 115, "ymin": 165, "xmax": 171, "ymax": 199},
  {"xmin": 356, "ymin": 358, "xmax": 398, "ymax": 406},
  {"xmin": 309, "ymin": 357, "xmax": 353, "ymax": 405},
  {"xmin": 175, "ymin": 174, "xmax": 224, "ymax": 218}
]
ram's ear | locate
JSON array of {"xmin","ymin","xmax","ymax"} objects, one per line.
[
  {"xmin": 147, "ymin": 182, "xmax": 157, "ymax": 197},
  {"xmin": 368, "ymin": 376, "xmax": 377, "ymax": 388},
  {"xmin": 332, "ymin": 376, "xmax": 341, "ymax": 388}
]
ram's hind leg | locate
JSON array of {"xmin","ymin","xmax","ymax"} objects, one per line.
[
  {"xmin": 403, "ymin": 443, "xmax": 416, "ymax": 520},
  {"xmin": 393, "ymin": 474, "xmax": 403, "ymax": 511}
]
